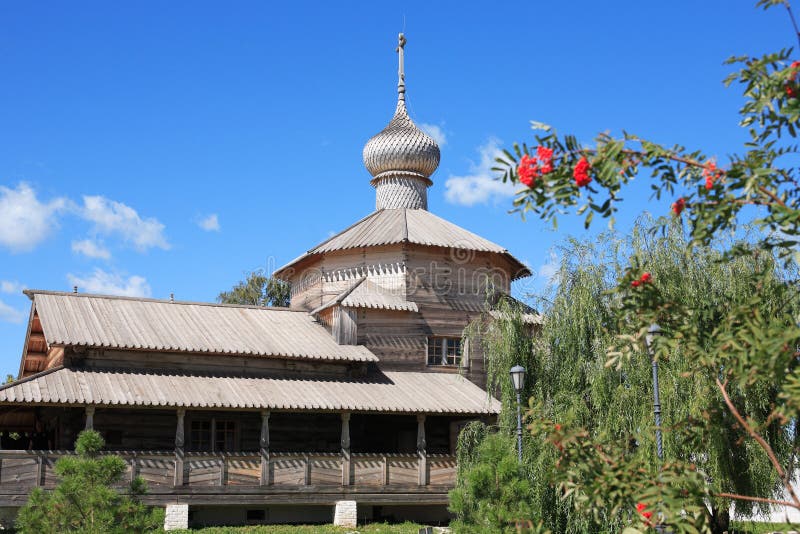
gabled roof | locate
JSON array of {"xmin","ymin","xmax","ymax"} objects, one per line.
[
  {"xmin": 274, "ymin": 208, "xmax": 530, "ymax": 279},
  {"xmin": 312, "ymin": 278, "xmax": 419, "ymax": 315},
  {"xmin": 0, "ymin": 367, "xmax": 500, "ymax": 415},
  {"xmin": 23, "ymin": 291, "xmax": 378, "ymax": 363}
]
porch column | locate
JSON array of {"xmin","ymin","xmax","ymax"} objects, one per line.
[
  {"xmin": 417, "ymin": 414, "xmax": 427, "ymax": 486},
  {"xmin": 341, "ymin": 412, "xmax": 351, "ymax": 486},
  {"xmin": 84, "ymin": 406, "xmax": 95, "ymax": 430},
  {"xmin": 259, "ymin": 410, "xmax": 270, "ymax": 486},
  {"xmin": 174, "ymin": 409, "xmax": 185, "ymax": 486}
]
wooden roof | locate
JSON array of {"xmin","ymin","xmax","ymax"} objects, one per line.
[
  {"xmin": 274, "ymin": 208, "xmax": 530, "ymax": 280},
  {"xmin": 312, "ymin": 278, "xmax": 419, "ymax": 315},
  {"xmin": 0, "ymin": 367, "xmax": 500, "ymax": 415},
  {"xmin": 23, "ymin": 291, "xmax": 378, "ymax": 364}
]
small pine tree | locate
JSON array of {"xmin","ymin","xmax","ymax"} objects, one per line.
[
  {"xmin": 16, "ymin": 430, "xmax": 164, "ymax": 534},
  {"xmin": 449, "ymin": 431, "xmax": 536, "ymax": 533}
]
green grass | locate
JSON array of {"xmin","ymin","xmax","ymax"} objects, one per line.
[
  {"xmin": 167, "ymin": 522, "xmax": 426, "ymax": 533},
  {"xmin": 164, "ymin": 520, "xmax": 800, "ymax": 533},
  {"xmin": 731, "ymin": 522, "xmax": 800, "ymax": 533}
]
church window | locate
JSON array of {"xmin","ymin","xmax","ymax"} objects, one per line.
[
  {"xmin": 427, "ymin": 337, "xmax": 462, "ymax": 366},
  {"xmin": 190, "ymin": 419, "xmax": 237, "ymax": 452}
]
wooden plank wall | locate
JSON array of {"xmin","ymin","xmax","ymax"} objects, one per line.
[
  {"xmin": 288, "ymin": 245, "xmax": 508, "ymax": 388},
  {"xmin": 95, "ymin": 409, "xmax": 176, "ymax": 450},
  {"xmin": 332, "ymin": 307, "xmax": 358, "ymax": 345},
  {"xmin": 0, "ymin": 457, "xmax": 38, "ymax": 487},
  {"xmin": 269, "ymin": 413, "xmax": 340, "ymax": 453},
  {"xmin": 78, "ymin": 350, "xmax": 356, "ymax": 379},
  {"xmin": 137, "ymin": 454, "xmax": 174, "ymax": 487},
  {"xmin": 428, "ymin": 455, "xmax": 458, "ymax": 486}
]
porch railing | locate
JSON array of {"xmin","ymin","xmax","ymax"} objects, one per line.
[{"xmin": 0, "ymin": 450, "xmax": 457, "ymax": 491}]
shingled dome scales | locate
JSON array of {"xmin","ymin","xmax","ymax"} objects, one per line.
[{"xmin": 363, "ymin": 33, "xmax": 440, "ymax": 210}]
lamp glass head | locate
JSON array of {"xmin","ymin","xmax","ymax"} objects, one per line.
[{"xmin": 509, "ymin": 365, "xmax": 526, "ymax": 392}]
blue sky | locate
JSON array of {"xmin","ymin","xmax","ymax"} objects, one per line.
[{"xmin": 0, "ymin": 1, "xmax": 792, "ymax": 375}]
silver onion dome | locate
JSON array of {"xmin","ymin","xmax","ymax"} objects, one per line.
[
  {"xmin": 363, "ymin": 34, "xmax": 440, "ymax": 210},
  {"xmin": 363, "ymin": 99, "xmax": 441, "ymax": 181}
]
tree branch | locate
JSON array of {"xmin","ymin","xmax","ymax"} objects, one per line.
[
  {"xmin": 785, "ymin": 1, "xmax": 800, "ymax": 52},
  {"xmin": 716, "ymin": 492, "xmax": 799, "ymax": 508},
  {"xmin": 715, "ymin": 377, "xmax": 800, "ymax": 509}
]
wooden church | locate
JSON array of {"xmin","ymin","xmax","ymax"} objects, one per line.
[{"xmin": 0, "ymin": 35, "xmax": 531, "ymax": 530}]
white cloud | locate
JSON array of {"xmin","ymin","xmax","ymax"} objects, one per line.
[
  {"xmin": 67, "ymin": 269, "xmax": 151, "ymax": 298},
  {"xmin": 444, "ymin": 138, "xmax": 520, "ymax": 206},
  {"xmin": 71, "ymin": 239, "xmax": 111, "ymax": 260},
  {"xmin": 538, "ymin": 252, "xmax": 560, "ymax": 284},
  {"xmin": 79, "ymin": 195, "xmax": 169, "ymax": 251},
  {"xmin": 0, "ymin": 280, "xmax": 24, "ymax": 294},
  {"xmin": 419, "ymin": 123, "xmax": 447, "ymax": 147},
  {"xmin": 0, "ymin": 183, "xmax": 67, "ymax": 252},
  {"xmin": 197, "ymin": 214, "xmax": 220, "ymax": 232},
  {"xmin": 0, "ymin": 299, "xmax": 25, "ymax": 324}
]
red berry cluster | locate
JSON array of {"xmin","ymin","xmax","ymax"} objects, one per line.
[
  {"xmin": 631, "ymin": 272, "xmax": 652, "ymax": 288},
  {"xmin": 636, "ymin": 503, "xmax": 654, "ymax": 525},
  {"xmin": 702, "ymin": 161, "xmax": 723, "ymax": 190},
  {"xmin": 787, "ymin": 61, "xmax": 800, "ymax": 98},
  {"xmin": 573, "ymin": 157, "xmax": 592, "ymax": 187},
  {"xmin": 517, "ymin": 146, "xmax": 555, "ymax": 188},
  {"xmin": 671, "ymin": 197, "xmax": 686, "ymax": 216},
  {"xmin": 517, "ymin": 148, "xmax": 593, "ymax": 189}
]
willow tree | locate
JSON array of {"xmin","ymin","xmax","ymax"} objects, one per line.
[{"xmin": 455, "ymin": 221, "xmax": 798, "ymax": 533}]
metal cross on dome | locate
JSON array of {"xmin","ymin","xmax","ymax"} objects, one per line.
[{"xmin": 397, "ymin": 33, "xmax": 407, "ymax": 102}]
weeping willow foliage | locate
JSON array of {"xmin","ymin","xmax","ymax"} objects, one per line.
[{"xmin": 455, "ymin": 218, "xmax": 799, "ymax": 533}]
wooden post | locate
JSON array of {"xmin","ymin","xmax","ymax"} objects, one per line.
[
  {"xmin": 36, "ymin": 454, "xmax": 44, "ymax": 487},
  {"xmin": 304, "ymin": 454, "xmax": 311, "ymax": 486},
  {"xmin": 130, "ymin": 453, "xmax": 138, "ymax": 484},
  {"xmin": 259, "ymin": 410, "xmax": 270, "ymax": 486},
  {"xmin": 341, "ymin": 412, "xmax": 351, "ymax": 486},
  {"xmin": 174, "ymin": 409, "xmax": 185, "ymax": 487},
  {"xmin": 417, "ymin": 414, "xmax": 427, "ymax": 486},
  {"xmin": 84, "ymin": 406, "xmax": 95, "ymax": 430},
  {"xmin": 382, "ymin": 455, "xmax": 388, "ymax": 486},
  {"xmin": 219, "ymin": 453, "xmax": 227, "ymax": 486}
]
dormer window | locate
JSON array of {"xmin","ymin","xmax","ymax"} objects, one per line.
[{"xmin": 427, "ymin": 337, "xmax": 462, "ymax": 366}]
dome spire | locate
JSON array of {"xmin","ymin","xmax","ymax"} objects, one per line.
[
  {"xmin": 363, "ymin": 33, "xmax": 441, "ymax": 211},
  {"xmin": 397, "ymin": 33, "xmax": 406, "ymax": 105}
]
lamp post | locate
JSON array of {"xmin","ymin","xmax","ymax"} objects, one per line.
[
  {"xmin": 645, "ymin": 323, "xmax": 663, "ymax": 461},
  {"xmin": 509, "ymin": 365, "xmax": 526, "ymax": 463}
]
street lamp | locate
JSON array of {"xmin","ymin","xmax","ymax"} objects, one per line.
[
  {"xmin": 645, "ymin": 323, "xmax": 663, "ymax": 461},
  {"xmin": 509, "ymin": 365, "xmax": 526, "ymax": 463}
]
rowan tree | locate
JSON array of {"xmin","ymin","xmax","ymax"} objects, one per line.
[{"xmin": 454, "ymin": 1, "xmax": 800, "ymax": 532}]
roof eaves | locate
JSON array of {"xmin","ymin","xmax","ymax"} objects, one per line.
[{"xmin": 0, "ymin": 365, "xmax": 65, "ymax": 393}]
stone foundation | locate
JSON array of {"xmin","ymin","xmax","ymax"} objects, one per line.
[
  {"xmin": 333, "ymin": 500, "xmax": 357, "ymax": 528},
  {"xmin": 164, "ymin": 503, "xmax": 189, "ymax": 531}
]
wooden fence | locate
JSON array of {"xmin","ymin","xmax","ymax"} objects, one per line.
[{"xmin": 0, "ymin": 450, "xmax": 457, "ymax": 490}]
